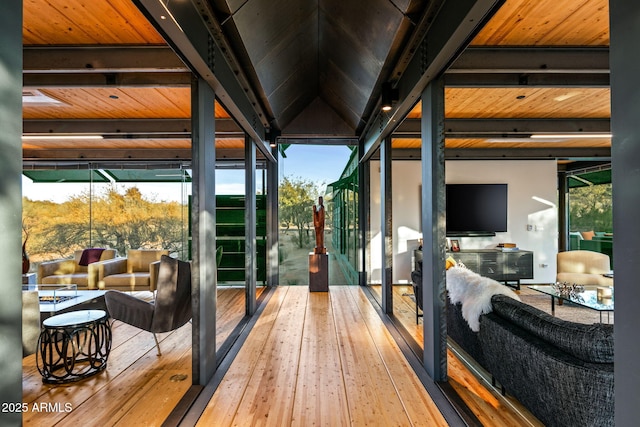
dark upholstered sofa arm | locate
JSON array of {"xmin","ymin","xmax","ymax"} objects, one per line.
[{"xmin": 479, "ymin": 296, "xmax": 614, "ymax": 427}]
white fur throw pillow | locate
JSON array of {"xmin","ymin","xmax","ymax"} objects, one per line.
[{"xmin": 446, "ymin": 266, "xmax": 520, "ymax": 332}]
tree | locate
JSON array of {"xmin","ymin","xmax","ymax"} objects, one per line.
[
  {"xmin": 22, "ymin": 184, "xmax": 186, "ymax": 262},
  {"xmin": 569, "ymin": 183, "xmax": 613, "ymax": 232},
  {"xmin": 279, "ymin": 176, "xmax": 323, "ymax": 248}
]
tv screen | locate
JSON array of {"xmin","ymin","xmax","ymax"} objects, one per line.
[{"xmin": 446, "ymin": 184, "xmax": 508, "ymax": 236}]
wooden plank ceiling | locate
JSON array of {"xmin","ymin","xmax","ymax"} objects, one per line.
[{"xmin": 22, "ymin": 0, "xmax": 611, "ymax": 166}]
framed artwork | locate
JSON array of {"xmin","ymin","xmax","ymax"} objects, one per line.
[{"xmin": 451, "ymin": 239, "xmax": 460, "ymax": 252}]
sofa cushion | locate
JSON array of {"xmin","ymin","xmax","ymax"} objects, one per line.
[
  {"xmin": 41, "ymin": 273, "xmax": 90, "ymax": 288},
  {"xmin": 127, "ymin": 249, "xmax": 169, "ymax": 273},
  {"xmin": 103, "ymin": 272, "xmax": 151, "ymax": 290},
  {"xmin": 490, "ymin": 295, "xmax": 614, "ymax": 363}
]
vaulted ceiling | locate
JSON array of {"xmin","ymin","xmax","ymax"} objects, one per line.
[{"xmin": 22, "ymin": 0, "xmax": 611, "ymax": 172}]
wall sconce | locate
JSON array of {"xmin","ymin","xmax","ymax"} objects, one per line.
[{"xmin": 381, "ymin": 82, "xmax": 398, "ymax": 111}]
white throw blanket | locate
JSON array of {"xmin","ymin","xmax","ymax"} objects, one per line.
[{"xmin": 446, "ymin": 265, "xmax": 520, "ymax": 332}]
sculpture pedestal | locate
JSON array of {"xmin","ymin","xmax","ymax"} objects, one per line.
[{"xmin": 309, "ymin": 253, "xmax": 329, "ymax": 292}]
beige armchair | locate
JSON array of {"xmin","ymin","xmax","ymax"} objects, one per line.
[
  {"xmin": 97, "ymin": 249, "xmax": 170, "ymax": 292},
  {"xmin": 556, "ymin": 250, "xmax": 613, "ymax": 287},
  {"xmin": 38, "ymin": 248, "xmax": 117, "ymax": 289}
]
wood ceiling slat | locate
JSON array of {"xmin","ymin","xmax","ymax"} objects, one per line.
[
  {"xmin": 23, "ymin": 0, "xmax": 165, "ymax": 45},
  {"xmin": 443, "ymin": 138, "xmax": 610, "ymax": 149},
  {"xmin": 22, "ymin": 138, "xmax": 243, "ymax": 150},
  {"xmin": 472, "ymin": 0, "xmax": 609, "ymax": 46},
  {"xmin": 24, "ymin": 88, "xmax": 192, "ymax": 120},
  {"xmin": 445, "ymin": 88, "xmax": 610, "ymax": 119},
  {"xmin": 392, "ymin": 138, "xmax": 610, "ymax": 150}
]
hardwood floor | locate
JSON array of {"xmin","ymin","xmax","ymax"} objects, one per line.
[
  {"xmin": 196, "ymin": 286, "xmax": 448, "ymax": 426},
  {"xmin": 23, "ymin": 311, "xmax": 193, "ymax": 426},
  {"xmin": 23, "ymin": 285, "xmax": 541, "ymax": 426}
]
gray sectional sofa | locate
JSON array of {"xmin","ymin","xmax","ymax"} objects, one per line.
[{"xmin": 448, "ymin": 295, "xmax": 613, "ymax": 427}]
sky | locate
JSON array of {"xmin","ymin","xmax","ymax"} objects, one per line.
[
  {"xmin": 279, "ymin": 144, "xmax": 353, "ymax": 190},
  {"xmin": 22, "ymin": 145, "xmax": 353, "ymax": 204}
]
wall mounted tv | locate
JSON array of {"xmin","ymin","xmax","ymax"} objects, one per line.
[{"xmin": 446, "ymin": 184, "xmax": 508, "ymax": 237}]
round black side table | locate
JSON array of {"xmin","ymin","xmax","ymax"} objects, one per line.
[{"xmin": 36, "ymin": 309, "xmax": 112, "ymax": 384}]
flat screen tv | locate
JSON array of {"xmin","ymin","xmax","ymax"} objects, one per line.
[{"xmin": 446, "ymin": 184, "xmax": 508, "ymax": 236}]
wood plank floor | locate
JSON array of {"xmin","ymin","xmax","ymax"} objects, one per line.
[
  {"xmin": 23, "ymin": 288, "xmax": 246, "ymax": 426},
  {"xmin": 195, "ymin": 286, "xmax": 448, "ymax": 426},
  {"xmin": 23, "ymin": 285, "xmax": 542, "ymax": 426},
  {"xmin": 23, "ymin": 306, "xmax": 193, "ymax": 426}
]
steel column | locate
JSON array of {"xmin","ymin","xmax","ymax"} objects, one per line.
[
  {"xmin": 245, "ymin": 136, "xmax": 257, "ymax": 314},
  {"xmin": 380, "ymin": 136, "xmax": 393, "ymax": 313},
  {"xmin": 558, "ymin": 171, "xmax": 569, "ymax": 251},
  {"xmin": 266, "ymin": 148, "xmax": 279, "ymax": 287},
  {"xmin": 358, "ymin": 144, "xmax": 370, "ymax": 287},
  {"xmin": 610, "ymin": 0, "xmax": 640, "ymax": 423},
  {"xmin": 191, "ymin": 77, "xmax": 217, "ymax": 385},
  {"xmin": 0, "ymin": 1, "xmax": 24, "ymax": 424},
  {"xmin": 420, "ymin": 77, "xmax": 447, "ymax": 381}
]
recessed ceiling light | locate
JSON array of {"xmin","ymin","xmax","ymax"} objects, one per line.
[
  {"xmin": 109, "ymin": 95, "xmax": 119, "ymax": 99},
  {"xmin": 516, "ymin": 95, "xmax": 526, "ymax": 100}
]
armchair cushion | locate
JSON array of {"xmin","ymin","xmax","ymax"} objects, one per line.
[{"xmin": 99, "ymin": 249, "xmax": 169, "ymax": 291}]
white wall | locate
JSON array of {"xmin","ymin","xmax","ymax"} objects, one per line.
[
  {"xmin": 446, "ymin": 160, "xmax": 558, "ymax": 284},
  {"xmin": 369, "ymin": 159, "xmax": 558, "ymax": 284}
]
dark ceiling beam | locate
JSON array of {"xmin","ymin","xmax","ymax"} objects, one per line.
[
  {"xmin": 444, "ymin": 73, "xmax": 610, "ymax": 87},
  {"xmin": 276, "ymin": 138, "xmax": 358, "ymax": 146},
  {"xmin": 23, "ymin": 46, "xmax": 188, "ymax": 73},
  {"xmin": 23, "ymin": 72, "xmax": 192, "ymax": 88},
  {"xmin": 361, "ymin": 0, "xmax": 503, "ymax": 160},
  {"xmin": 394, "ymin": 118, "xmax": 611, "ymax": 138},
  {"xmin": 135, "ymin": 0, "xmax": 275, "ymax": 162},
  {"xmin": 387, "ymin": 148, "xmax": 611, "ymax": 160},
  {"xmin": 22, "ymin": 148, "xmax": 193, "ymax": 161},
  {"xmin": 447, "ymin": 47, "xmax": 610, "ymax": 74},
  {"xmin": 23, "ymin": 118, "xmax": 243, "ymax": 137},
  {"xmin": 445, "ymin": 147, "xmax": 611, "ymax": 160}
]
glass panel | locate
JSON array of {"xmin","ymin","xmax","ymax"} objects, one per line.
[
  {"xmin": 215, "ymin": 164, "xmax": 247, "ymax": 352},
  {"xmin": 367, "ymin": 150, "xmax": 382, "ymax": 303},
  {"xmin": 278, "ymin": 144, "xmax": 353, "ymax": 286},
  {"xmin": 391, "ymin": 156, "xmax": 425, "ymax": 349},
  {"xmin": 22, "ymin": 175, "xmax": 91, "ymax": 271},
  {"xmin": 568, "ymin": 182, "xmax": 613, "ymax": 268},
  {"xmin": 22, "ymin": 166, "xmax": 189, "ymax": 270}
]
